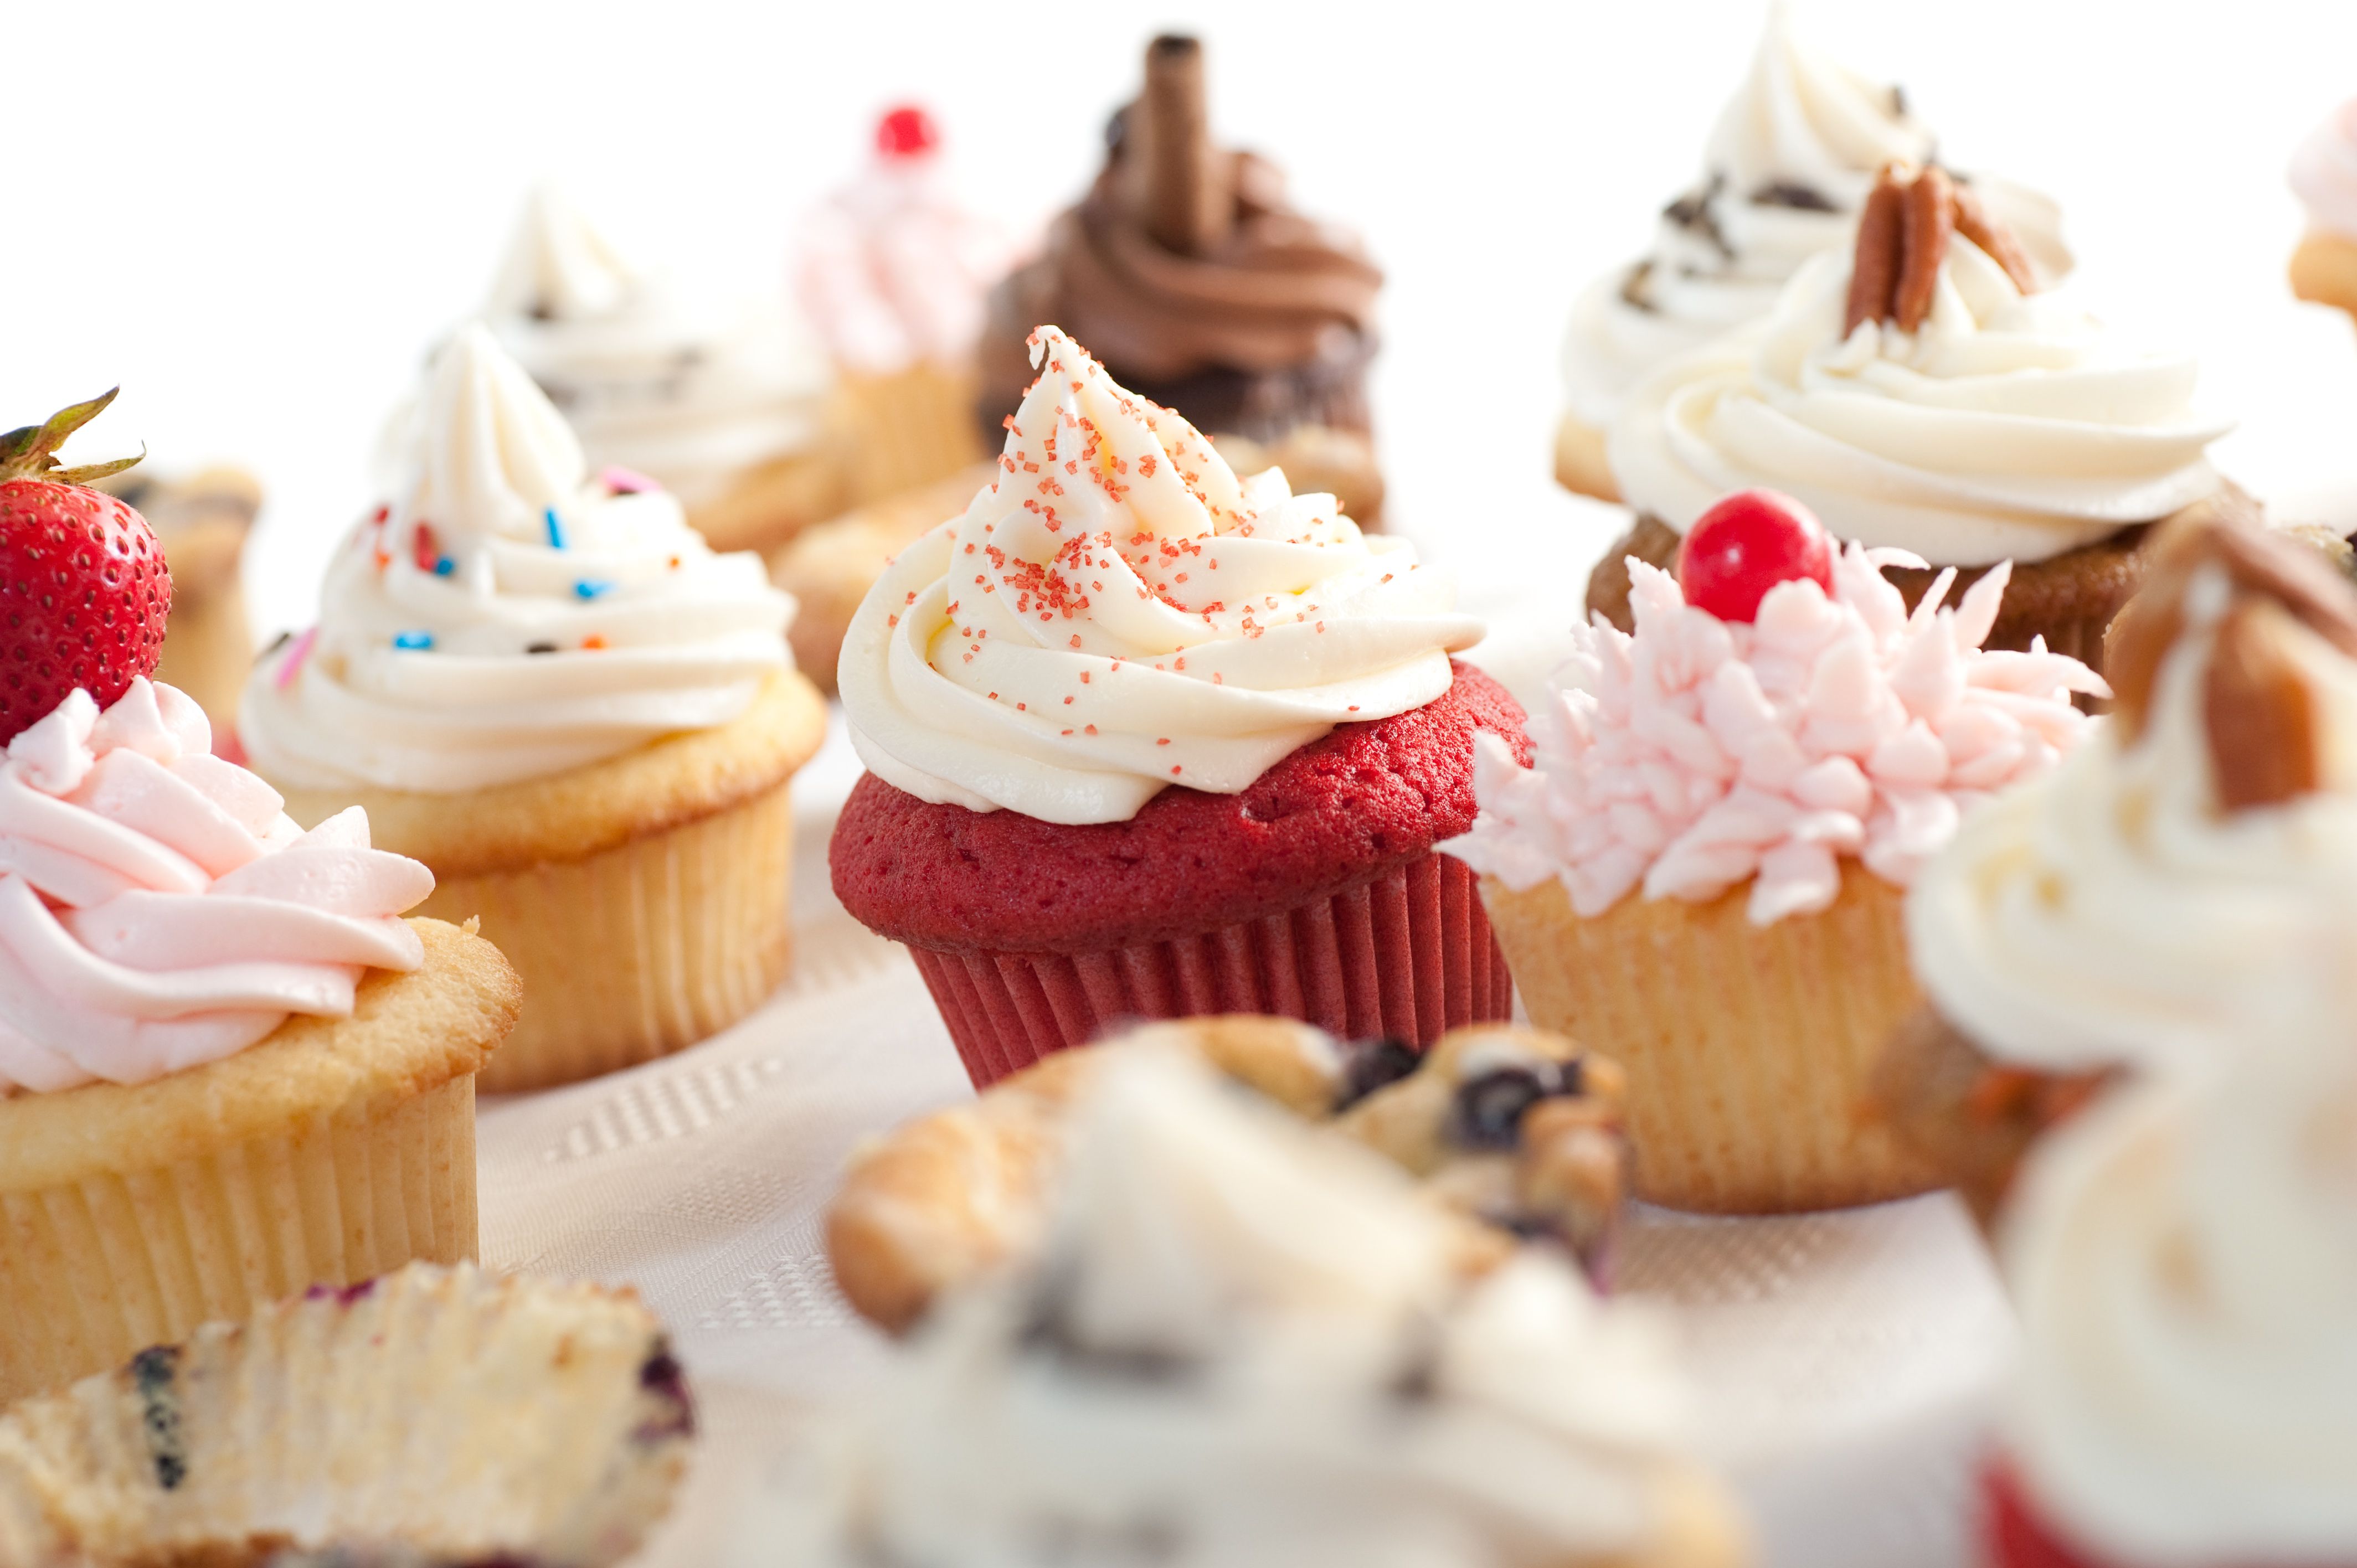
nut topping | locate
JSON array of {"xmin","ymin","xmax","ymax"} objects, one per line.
[{"xmin": 1844, "ymin": 162, "xmax": 2041, "ymax": 336}]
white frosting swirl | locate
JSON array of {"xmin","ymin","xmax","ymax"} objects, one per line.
[
  {"xmin": 838, "ymin": 327, "xmax": 1483, "ymax": 826},
  {"xmin": 2002, "ymin": 1028, "xmax": 2357, "ymax": 1565},
  {"xmin": 1910, "ymin": 571, "xmax": 2357, "ymax": 1075},
  {"xmin": 797, "ymin": 142, "xmax": 1015, "ymax": 375},
  {"xmin": 2291, "ymin": 100, "xmax": 2357, "ymax": 243},
  {"xmin": 239, "ymin": 323, "xmax": 792, "ymax": 794},
  {"xmin": 825, "ymin": 1046, "xmax": 1713, "ymax": 1568},
  {"xmin": 1561, "ymin": 3, "xmax": 2070, "ymax": 429},
  {"xmin": 0, "ymin": 680, "xmax": 431, "ymax": 1094},
  {"xmin": 1610, "ymin": 239, "xmax": 2232, "ymax": 566},
  {"xmin": 486, "ymin": 185, "xmax": 832, "ymax": 507}
]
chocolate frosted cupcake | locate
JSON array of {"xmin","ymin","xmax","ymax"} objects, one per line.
[
  {"xmin": 1555, "ymin": 3, "xmax": 2070, "ymax": 503},
  {"xmin": 1877, "ymin": 510, "xmax": 2357, "ymax": 1221},
  {"xmin": 1599, "ymin": 162, "xmax": 2236, "ymax": 674},
  {"xmin": 978, "ymin": 35, "xmax": 1383, "ymax": 515}
]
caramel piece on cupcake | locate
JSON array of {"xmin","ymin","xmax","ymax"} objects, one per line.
[
  {"xmin": 826, "ymin": 1014, "xmax": 1630, "ymax": 1334},
  {"xmin": 1882, "ymin": 508, "xmax": 2357, "ymax": 1222},
  {"xmin": 1599, "ymin": 159, "xmax": 2235, "ymax": 677}
]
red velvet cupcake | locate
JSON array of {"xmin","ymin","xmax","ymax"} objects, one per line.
[{"xmin": 832, "ymin": 327, "xmax": 1509, "ymax": 1086}]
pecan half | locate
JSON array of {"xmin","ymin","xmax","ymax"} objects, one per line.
[
  {"xmin": 1895, "ymin": 164, "xmax": 1957, "ymax": 332},
  {"xmin": 1844, "ymin": 166, "xmax": 1908, "ymax": 336},
  {"xmin": 1952, "ymin": 181, "xmax": 2039, "ymax": 293}
]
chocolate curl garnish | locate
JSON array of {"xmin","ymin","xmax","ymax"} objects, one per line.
[
  {"xmin": 2104, "ymin": 496, "xmax": 2357, "ymax": 811},
  {"xmin": 1126, "ymin": 34, "xmax": 1235, "ymax": 257},
  {"xmin": 1844, "ymin": 163, "xmax": 2039, "ymax": 336}
]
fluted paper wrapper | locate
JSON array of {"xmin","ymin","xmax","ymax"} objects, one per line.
[
  {"xmin": 0, "ymin": 1262, "xmax": 691, "ymax": 1566},
  {"xmin": 910, "ymin": 852, "xmax": 1514, "ymax": 1089},
  {"xmin": 0, "ymin": 1079, "xmax": 476, "ymax": 1405},
  {"xmin": 421, "ymin": 780, "xmax": 796, "ymax": 1094},
  {"xmin": 1482, "ymin": 867, "xmax": 1940, "ymax": 1214}
]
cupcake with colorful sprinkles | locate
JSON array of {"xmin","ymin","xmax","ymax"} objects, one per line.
[
  {"xmin": 830, "ymin": 326, "xmax": 1511, "ymax": 1086},
  {"xmin": 240, "ymin": 323, "xmax": 824, "ymax": 1091}
]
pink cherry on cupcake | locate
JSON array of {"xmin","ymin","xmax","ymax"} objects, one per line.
[{"xmin": 1676, "ymin": 488, "xmax": 1835, "ymax": 623}]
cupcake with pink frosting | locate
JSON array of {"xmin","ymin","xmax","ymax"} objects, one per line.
[
  {"xmin": 2290, "ymin": 99, "xmax": 2357, "ymax": 324},
  {"xmin": 797, "ymin": 104, "xmax": 1017, "ymax": 509},
  {"xmin": 1448, "ymin": 489, "xmax": 2105, "ymax": 1214},
  {"xmin": 0, "ymin": 676, "xmax": 521, "ymax": 1404}
]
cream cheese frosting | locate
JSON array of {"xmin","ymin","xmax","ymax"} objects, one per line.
[
  {"xmin": 238, "ymin": 323, "xmax": 794, "ymax": 795},
  {"xmin": 1561, "ymin": 3, "xmax": 2070, "ymax": 431},
  {"xmin": 1908, "ymin": 566, "xmax": 2357, "ymax": 1076},
  {"xmin": 1609, "ymin": 236, "xmax": 2232, "ymax": 566},
  {"xmin": 2000, "ymin": 1025, "xmax": 2357, "ymax": 1565},
  {"xmin": 2291, "ymin": 99, "xmax": 2357, "ymax": 243},
  {"xmin": 0, "ymin": 679, "xmax": 431, "ymax": 1094},
  {"xmin": 797, "ymin": 116, "xmax": 1016, "ymax": 375},
  {"xmin": 487, "ymin": 184, "xmax": 833, "ymax": 507},
  {"xmin": 818, "ymin": 1045, "xmax": 1718, "ymax": 1568},
  {"xmin": 837, "ymin": 326, "xmax": 1482, "ymax": 825},
  {"xmin": 1448, "ymin": 544, "xmax": 2103, "ymax": 925}
]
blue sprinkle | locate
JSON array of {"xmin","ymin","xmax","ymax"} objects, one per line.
[
  {"xmin": 544, "ymin": 507, "xmax": 567, "ymax": 549},
  {"xmin": 432, "ymin": 556, "xmax": 455, "ymax": 576},
  {"xmin": 392, "ymin": 630, "xmax": 434, "ymax": 651},
  {"xmin": 573, "ymin": 579, "xmax": 614, "ymax": 600}
]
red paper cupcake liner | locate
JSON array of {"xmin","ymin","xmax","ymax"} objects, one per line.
[
  {"xmin": 908, "ymin": 850, "xmax": 1514, "ymax": 1088},
  {"xmin": 1983, "ymin": 1459, "xmax": 2138, "ymax": 1568}
]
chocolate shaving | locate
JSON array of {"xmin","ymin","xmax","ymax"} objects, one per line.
[
  {"xmin": 1125, "ymin": 35, "xmax": 1234, "ymax": 257},
  {"xmin": 1752, "ymin": 179, "xmax": 1838, "ymax": 213},
  {"xmin": 1618, "ymin": 257, "xmax": 1659, "ymax": 314},
  {"xmin": 1661, "ymin": 172, "xmax": 1733, "ymax": 260}
]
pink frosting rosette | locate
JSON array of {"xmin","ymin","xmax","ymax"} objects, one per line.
[
  {"xmin": 1452, "ymin": 545, "xmax": 2108, "ymax": 925},
  {"xmin": 0, "ymin": 678, "xmax": 434, "ymax": 1093}
]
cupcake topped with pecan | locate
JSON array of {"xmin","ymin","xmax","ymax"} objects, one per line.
[{"xmin": 1599, "ymin": 162, "xmax": 2236, "ymax": 673}]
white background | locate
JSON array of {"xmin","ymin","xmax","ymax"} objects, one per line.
[{"xmin": 9, "ymin": 0, "xmax": 2357, "ymax": 647}]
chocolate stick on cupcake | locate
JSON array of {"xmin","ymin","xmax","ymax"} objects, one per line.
[
  {"xmin": 1598, "ymin": 161, "xmax": 2238, "ymax": 676},
  {"xmin": 980, "ymin": 35, "xmax": 1387, "ymax": 525},
  {"xmin": 831, "ymin": 327, "xmax": 1511, "ymax": 1087}
]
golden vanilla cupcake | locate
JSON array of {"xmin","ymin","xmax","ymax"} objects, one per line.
[
  {"xmin": 1599, "ymin": 162, "xmax": 2232, "ymax": 675},
  {"xmin": 1449, "ymin": 489, "xmax": 2106, "ymax": 1213},
  {"xmin": 0, "ymin": 1262, "xmax": 693, "ymax": 1565},
  {"xmin": 796, "ymin": 105, "xmax": 1013, "ymax": 509},
  {"xmin": 0, "ymin": 677, "xmax": 517, "ymax": 1402},
  {"xmin": 239, "ymin": 323, "xmax": 824, "ymax": 1092},
  {"xmin": 785, "ymin": 1045, "xmax": 1747, "ymax": 1568},
  {"xmin": 487, "ymin": 184, "xmax": 846, "ymax": 556},
  {"xmin": 826, "ymin": 1013, "xmax": 1630, "ymax": 1334},
  {"xmin": 2289, "ymin": 98, "xmax": 2357, "ymax": 322},
  {"xmin": 1877, "ymin": 509, "xmax": 2357, "ymax": 1224},
  {"xmin": 1556, "ymin": 3, "xmax": 2069, "ymax": 502}
]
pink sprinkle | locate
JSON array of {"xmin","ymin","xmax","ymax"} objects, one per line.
[
  {"xmin": 275, "ymin": 626, "xmax": 319, "ymax": 690},
  {"xmin": 599, "ymin": 465, "xmax": 661, "ymax": 496}
]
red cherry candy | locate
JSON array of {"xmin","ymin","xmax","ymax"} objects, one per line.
[
  {"xmin": 876, "ymin": 105, "xmax": 940, "ymax": 159},
  {"xmin": 1676, "ymin": 488, "xmax": 1835, "ymax": 623}
]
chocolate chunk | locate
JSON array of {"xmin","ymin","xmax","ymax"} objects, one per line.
[
  {"xmin": 130, "ymin": 1344, "xmax": 187, "ymax": 1491},
  {"xmin": 1751, "ymin": 180, "xmax": 1839, "ymax": 213},
  {"xmin": 1618, "ymin": 258, "xmax": 1659, "ymax": 314},
  {"xmin": 1335, "ymin": 1035, "xmax": 1421, "ymax": 1111},
  {"xmin": 1661, "ymin": 172, "xmax": 1733, "ymax": 259},
  {"xmin": 1449, "ymin": 1067, "xmax": 1548, "ymax": 1150},
  {"xmin": 526, "ymin": 641, "xmax": 559, "ymax": 655},
  {"xmin": 632, "ymin": 1339, "xmax": 697, "ymax": 1443}
]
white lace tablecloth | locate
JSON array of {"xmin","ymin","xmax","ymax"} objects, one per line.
[{"xmin": 475, "ymin": 699, "xmax": 2018, "ymax": 1568}]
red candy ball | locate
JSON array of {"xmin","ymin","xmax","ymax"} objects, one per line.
[
  {"xmin": 875, "ymin": 105, "xmax": 940, "ymax": 159},
  {"xmin": 1676, "ymin": 488, "xmax": 1835, "ymax": 623}
]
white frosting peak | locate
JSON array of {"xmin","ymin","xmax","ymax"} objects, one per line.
[
  {"xmin": 487, "ymin": 183, "xmax": 638, "ymax": 323},
  {"xmin": 238, "ymin": 326, "xmax": 792, "ymax": 794},
  {"xmin": 838, "ymin": 327, "xmax": 1483, "ymax": 825}
]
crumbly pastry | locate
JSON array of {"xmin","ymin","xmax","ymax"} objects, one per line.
[
  {"xmin": 0, "ymin": 675, "xmax": 519, "ymax": 1399},
  {"xmin": 1985, "ymin": 997, "xmax": 2357, "ymax": 1568},
  {"xmin": 979, "ymin": 37, "xmax": 1382, "ymax": 471},
  {"xmin": 1555, "ymin": 3, "xmax": 2070, "ymax": 501},
  {"xmin": 97, "ymin": 467, "xmax": 260, "ymax": 731},
  {"xmin": 1450, "ymin": 502, "xmax": 2105, "ymax": 1211},
  {"xmin": 797, "ymin": 105, "xmax": 1013, "ymax": 509},
  {"xmin": 2289, "ymin": 98, "xmax": 2357, "ymax": 322},
  {"xmin": 240, "ymin": 326, "xmax": 822, "ymax": 1091},
  {"xmin": 487, "ymin": 184, "xmax": 844, "ymax": 555},
  {"xmin": 1599, "ymin": 162, "xmax": 2231, "ymax": 673},
  {"xmin": 826, "ymin": 1013, "xmax": 1630, "ymax": 1334},
  {"xmin": 804, "ymin": 1046, "xmax": 1747, "ymax": 1568},
  {"xmin": 0, "ymin": 1262, "xmax": 694, "ymax": 1567},
  {"xmin": 1879, "ymin": 508, "xmax": 2357, "ymax": 1223},
  {"xmin": 831, "ymin": 326, "xmax": 1508, "ymax": 1083}
]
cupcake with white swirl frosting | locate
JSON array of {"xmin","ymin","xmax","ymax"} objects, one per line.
[
  {"xmin": 829, "ymin": 326, "xmax": 1513, "ymax": 1086},
  {"xmin": 240, "ymin": 323, "xmax": 825, "ymax": 1091},
  {"xmin": 1596, "ymin": 161, "xmax": 2235, "ymax": 677},
  {"xmin": 2289, "ymin": 98, "xmax": 2357, "ymax": 325},
  {"xmin": 1554, "ymin": 1, "xmax": 2069, "ymax": 501}
]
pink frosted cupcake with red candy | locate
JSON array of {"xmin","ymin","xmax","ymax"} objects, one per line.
[
  {"xmin": 1449, "ymin": 489, "xmax": 2108, "ymax": 1213},
  {"xmin": 829, "ymin": 326, "xmax": 1511, "ymax": 1086}
]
